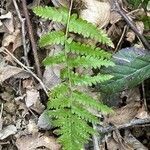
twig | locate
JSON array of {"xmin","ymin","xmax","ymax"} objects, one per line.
[
  {"xmin": 2, "ymin": 47, "xmax": 48, "ymax": 95},
  {"xmin": 12, "ymin": 0, "xmax": 30, "ymax": 67},
  {"xmin": 92, "ymin": 124, "xmax": 100, "ymax": 150},
  {"xmin": 142, "ymin": 82, "xmax": 148, "ymax": 111},
  {"xmin": 114, "ymin": 25, "xmax": 127, "ymax": 52},
  {"xmin": 97, "ymin": 118, "xmax": 150, "ymax": 133},
  {"xmin": 111, "ymin": 0, "xmax": 150, "ymax": 50},
  {"xmin": 21, "ymin": 0, "xmax": 42, "ymax": 78}
]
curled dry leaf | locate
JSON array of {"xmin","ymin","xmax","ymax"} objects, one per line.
[
  {"xmin": 0, "ymin": 125, "xmax": 17, "ymax": 140},
  {"xmin": 80, "ymin": 0, "xmax": 111, "ymax": 28},
  {"xmin": 16, "ymin": 133, "xmax": 61, "ymax": 150}
]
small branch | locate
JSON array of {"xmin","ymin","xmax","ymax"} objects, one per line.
[
  {"xmin": 111, "ymin": 0, "xmax": 150, "ymax": 50},
  {"xmin": 2, "ymin": 47, "xmax": 48, "ymax": 95},
  {"xmin": 92, "ymin": 124, "xmax": 100, "ymax": 150},
  {"xmin": 12, "ymin": 0, "xmax": 30, "ymax": 66},
  {"xmin": 21, "ymin": 0, "xmax": 42, "ymax": 78},
  {"xmin": 97, "ymin": 118, "xmax": 150, "ymax": 133}
]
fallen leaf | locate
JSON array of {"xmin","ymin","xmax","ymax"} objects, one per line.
[
  {"xmin": 2, "ymin": 29, "xmax": 22, "ymax": 51},
  {"xmin": 124, "ymin": 131, "xmax": 148, "ymax": 150},
  {"xmin": 80, "ymin": 0, "xmax": 111, "ymax": 28},
  {"xmin": 0, "ymin": 11, "xmax": 14, "ymax": 33},
  {"xmin": 38, "ymin": 111, "xmax": 53, "ymax": 130},
  {"xmin": 0, "ymin": 125, "xmax": 17, "ymax": 140},
  {"xmin": 0, "ymin": 65, "xmax": 23, "ymax": 83},
  {"xmin": 16, "ymin": 133, "xmax": 61, "ymax": 150}
]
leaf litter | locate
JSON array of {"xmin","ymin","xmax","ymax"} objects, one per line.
[{"xmin": 0, "ymin": 0, "xmax": 150, "ymax": 149}]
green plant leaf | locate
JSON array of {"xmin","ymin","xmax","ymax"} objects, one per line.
[
  {"xmin": 39, "ymin": 31, "xmax": 65, "ymax": 47},
  {"xmin": 33, "ymin": 6, "xmax": 68, "ymax": 23},
  {"xmin": 100, "ymin": 47, "xmax": 150, "ymax": 93}
]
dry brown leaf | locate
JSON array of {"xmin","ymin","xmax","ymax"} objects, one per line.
[
  {"xmin": 0, "ymin": 125, "xmax": 17, "ymax": 140},
  {"xmin": 124, "ymin": 131, "xmax": 148, "ymax": 150},
  {"xmin": 80, "ymin": 0, "xmax": 111, "ymax": 28},
  {"xmin": 2, "ymin": 29, "xmax": 22, "ymax": 51},
  {"xmin": 0, "ymin": 11, "xmax": 14, "ymax": 33},
  {"xmin": 25, "ymin": 89, "xmax": 45, "ymax": 114},
  {"xmin": 43, "ymin": 45, "xmax": 63, "ymax": 89},
  {"xmin": 106, "ymin": 102, "xmax": 141, "ymax": 126},
  {"xmin": 0, "ymin": 65, "xmax": 23, "ymax": 83},
  {"xmin": 136, "ymin": 106, "xmax": 150, "ymax": 119},
  {"xmin": 51, "ymin": 0, "xmax": 70, "ymax": 7},
  {"xmin": 38, "ymin": 111, "xmax": 52, "ymax": 130},
  {"xmin": 16, "ymin": 133, "xmax": 61, "ymax": 150},
  {"xmin": 126, "ymin": 21, "xmax": 144, "ymax": 43},
  {"xmin": 27, "ymin": 120, "xmax": 38, "ymax": 134},
  {"xmin": 110, "ymin": 11, "xmax": 122, "ymax": 24}
]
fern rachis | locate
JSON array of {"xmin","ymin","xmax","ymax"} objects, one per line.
[{"xmin": 33, "ymin": 5, "xmax": 114, "ymax": 150}]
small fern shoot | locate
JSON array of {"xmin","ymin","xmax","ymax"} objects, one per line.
[{"xmin": 33, "ymin": 5, "xmax": 114, "ymax": 150}]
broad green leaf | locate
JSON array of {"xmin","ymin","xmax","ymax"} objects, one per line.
[{"xmin": 100, "ymin": 47, "xmax": 150, "ymax": 93}]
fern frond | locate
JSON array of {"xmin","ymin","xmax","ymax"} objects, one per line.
[
  {"xmin": 33, "ymin": 6, "xmax": 68, "ymax": 24},
  {"xmin": 62, "ymin": 70, "xmax": 113, "ymax": 86},
  {"xmin": 67, "ymin": 56, "xmax": 115, "ymax": 69},
  {"xmin": 69, "ymin": 15, "xmax": 113, "ymax": 47},
  {"xmin": 54, "ymin": 114, "xmax": 94, "ymax": 150},
  {"xmin": 43, "ymin": 51, "xmax": 65, "ymax": 66},
  {"xmin": 47, "ymin": 97, "xmax": 71, "ymax": 109},
  {"xmin": 72, "ymin": 91, "xmax": 113, "ymax": 114},
  {"xmin": 71, "ymin": 105, "xmax": 98, "ymax": 123},
  {"xmin": 39, "ymin": 31, "xmax": 65, "ymax": 47},
  {"xmin": 66, "ymin": 41, "xmax": 112, "ymax": 59},
  {"xmin": 49, "ymin": 83, "xmax": 69, "ymax": 98}
]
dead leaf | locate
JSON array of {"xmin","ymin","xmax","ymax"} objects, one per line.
[
  {"xmin": 2, "ymin": 29, "xmax": 22, "ymax": 51},
  {"xmin": 136, "ymin": 106, "xmax": 150, "ymax": 119},
  {"xmin": 16, "ymin": 133, "xmax": 61, "ymax": 150},
  {"xmin": 106, "ymin": 102, "xmax": 141, "ymax": 126},
  {"xmin": 80, "ymin": 0, "xmax": 111, "ymax": 28},
  {"xmin": 0, "ymin": 125, "xmax": 17, "ymax": 140},
  {"xmin": 25, "ymin": 88, "xmax": 45, "ymax": 114},
  {"xmin": 124, "ymin": 131, "xmax": 148, "ymax": 150},
  {"xmin": 38, "ymin": 111, "xmax": 53, "ymax": 130},
  {"xmin": 126, "ymin": 21, "xmax": 144, "ymax": 42},
  {"xmin": 25, "ymin": 89, "xmax": 40, "ymax": 108},
  {"xmin": 0, "ymin": 65, "xmax": 23, "ymax": 83},
  {"xmin": 43, "ymin": 45, "xmax": 62, "ymax": 89},
  {"xmin": 27, "ymin": 119, "xmax": 38, "ymax": 134},
  {"xmin": 0, "ymin": 11, "xmax": 14, "ymax": 33},
  {"xmin": 110, "ymin": 11, "xmax": 122, "ymax": 24}
]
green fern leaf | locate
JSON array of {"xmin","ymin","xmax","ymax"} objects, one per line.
[
  {"xmin": 71, "ymin": 105, "xmax": 98, "ymax": 123},
  {"xmin": 66, "ymin": 41, "xmax": 112, "ymax": 59},
  {"xmin": 72, "ymin": 91, "xmax": 113, "ymax": 114},
  {"xmin": 43, "ymin": 52, "xmax": 65, "ymax": 66},
  {"xmin": 54, "ymin": 114, "xmax": 94, "ymax": 150},
  {"xmin": 62, "ymin": 70, "xmax": 113, "ymax": 86},
  {"xmin": 39, "ymin": 31, "xmax": 65, "ymax": 47},
  {"xmin": 33, "ymin": 6, "xmax": 68, "ymax": 24},
  {"xmin": 67, "ymin": 56, "xmax": 115, "ymax": 69},
  {"xmin": 69, "ymin": 15, "xmax": 113, "ymax": 47}
]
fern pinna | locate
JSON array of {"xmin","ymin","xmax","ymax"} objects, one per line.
[{"xmin": 33, "ymin": 5, "xmax": 114, "ymax": 150}]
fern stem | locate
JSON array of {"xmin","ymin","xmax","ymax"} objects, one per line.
[{"xmin": 64, "ymin": 0, "xmax": 74, "ymax": 93}]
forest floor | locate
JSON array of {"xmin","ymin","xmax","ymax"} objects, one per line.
[{"xmin": 0, "ymin": 0, "xmax": 150, "ymax": 150}]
